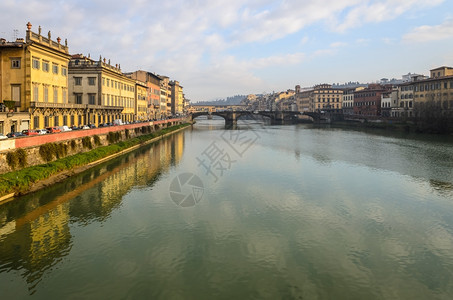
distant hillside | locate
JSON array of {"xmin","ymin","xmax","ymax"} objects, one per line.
[{"xmin": 194, "ymin": 95, "xmax": 246, "ymax": 106}]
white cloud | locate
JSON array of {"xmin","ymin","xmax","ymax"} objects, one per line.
[
  {"xmin": 403, "ymin": 19, "xmax": 453, "ymax": 43},
  {"xmin": 333, "ymin": 0, "xmax": 445, "ymax": 32},
  {"xmin": 0, "ymin": 0, "xmax": 448, "ymax": 101}
]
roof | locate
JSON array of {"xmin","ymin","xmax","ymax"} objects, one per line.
[{"xmin": 430, "ymin": 66, "xmax": 453, "ymax": 71}]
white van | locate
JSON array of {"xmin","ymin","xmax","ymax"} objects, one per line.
[
  {"xmin": 113, "ymin": 119, "xmax": 124, "ymax": 126},
  {"xmin": 59, "ymin": 126, "xmax": 72, "ymax": 132}
]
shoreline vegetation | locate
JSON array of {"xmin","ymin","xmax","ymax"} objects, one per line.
[{"xmin": 0, "ymin": 123, "xmax": 191, "ymax": 202}]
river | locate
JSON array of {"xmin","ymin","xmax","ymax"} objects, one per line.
[{"xmin": 1, "ymin": 119, "xmax": 453, "ymax": 299}]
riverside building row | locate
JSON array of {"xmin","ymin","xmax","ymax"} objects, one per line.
[
  {"xmin": 0, "ymin": 23, "xmax": 186, "ymax": 135},
  {"xmin": 281, "ymin": 67, "xmax": 453, "ymax": 119}
]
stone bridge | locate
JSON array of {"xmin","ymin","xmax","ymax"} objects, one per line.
[{"xmin": 191, "ymin": 111, "xmax": 304, "ymax": 126}]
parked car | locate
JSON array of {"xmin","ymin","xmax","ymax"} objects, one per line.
[
  {"xmin": 113, "ymin": 119, "xmax": 124, "ymax": 126},
  {"xmin": 0, "ymin": 134, "xmax": 8, "ymax": 140},
  {"xmin": 59, "ymin": 126, "xmax": 72, "ymax": 132},
  {"xmin": 7, "ymin": 132, "xmax": 25, "ymax": 138},
  {"xmin": 70, "ymin": 125, "xmax": 81, "ymax": 131},
  {"xmin": 22, "ymin": 129, "xmax": 39, "ymax": 136},
  {"xmin": 46, "ymin": 127, "xmax": 61, "ymax": 133},
  {"xmin": 81, "ymin": 125, "xmax": 90, "ymax": 130},
  {"xmin": 88, "ymin": 124, "xmax": 96, "ymax": 129},
  {"xmin": 36, "ymin": 129, "xmax": 47, "ymax": 135}
]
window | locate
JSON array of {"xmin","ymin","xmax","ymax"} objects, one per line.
[
  {"xmin": 70, "ymin": 115, "xmax": 74, "ymax": 126},
  {"xmin": 75, "ymin": 94, "xmax": 82, "ymax": 104},
  {"xmin": 34, "ymin": 116, "xmax": 39, "ymax": 129},
  {"xmin": 102, "ymin": 78, "xmax": 105, "ymax": 86},
  {"xmin": 74, "ymin": 77, "xmax": 82, "ymax": 85},
  {"xmin": 107, "ymin": 79, "xmax": 110, "ymax": 87},
  {"xmin": 54, "ymin": 116, "xmax": 59, "ymax": 127},
  {"xmin": 53, "ymin": 87, "xmax": 58, "ymax": 102},
  {"xmin": 43, "ymin": 61, "xmax": 50, "ymax": 72},
  {"xmin": 52, "ymin": 64, "xmax": 59, "ymax": 74},
  {"xmin": 61, "ymin": 67, "xmax": 67, "ymax": 76},
  {"xmin": 32, "ymin": 58, "xmax": 40, "ymax": 69},
  {"xmin": 62, "ymin": 89, "xmax": 67, "ymax": 103},
  {"xmin": 89, "ymin": 94, "xmax": 96, "ymax": 105},
  {"xmin": 33, "ymin": 84, "xmax": 39, "ymax": 102},
  {"xmin": 78, "ymin": 115, "xmax": 82, "ymax": 125},
  {"xmin": 44, "ymin": 116, "xmax": 49, "ymax": 127},
  {"xmin": 88, "ymin": 77, "xmax": 96, "ymax": 85},
  {"xmin": 44, "ymin": 86, "xmax": 49, "ymax": 102},
  {"xmin": 63, "ymin": 115, "xmax": 67, "ymax": 126},
  {"xmin": 11, "ymin": 58, "xmax": 21, "ymax": 69}
]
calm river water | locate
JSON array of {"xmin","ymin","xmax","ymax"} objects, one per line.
[{"xmin": 1, "ymin": 119, "xmax": 453, "ymax": 299}]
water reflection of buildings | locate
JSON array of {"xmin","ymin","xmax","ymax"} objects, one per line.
[{"xmin": 0, "ymin": 132, "xmax": 184, "ymax": 291}]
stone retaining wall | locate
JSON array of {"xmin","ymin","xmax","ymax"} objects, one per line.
[{"xmin": 0, "ymin": 118, "xmax": 186, "ymax": 174}]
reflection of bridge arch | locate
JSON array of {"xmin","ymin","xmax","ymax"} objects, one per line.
[{"xmin": 191, "ymin": 111, "xmax": 303, "ymax": 126}]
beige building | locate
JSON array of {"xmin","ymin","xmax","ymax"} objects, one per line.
[
  {"xmin": 312, "ymin": 84, "xmax": 343, "ymax": 112},
  {"xmin": 295, "ymin": 84, "xmax": 343, "ymax": 113},
  {"xmin": 125, "ymin": 70, "xmax": 162, "ymax": 119},
  {"xmin": 159, "ymin": 75, "xmax": 171, "ymax": 118},
  {"xmin": 394, "ymin": 82, "xmax": 414, "ymax": 118},
  {"xmin": 1, "ymin": 22, "xmax": 72, "ymax": 132},
  {"xmin": 68, "ymin": 54, "xmax": 136, "ymax": 125}
]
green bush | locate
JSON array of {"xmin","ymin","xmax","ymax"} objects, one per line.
[
  {"xmin": 17, "ymin": 148, "xmax": 27, "ymax": 168},
  {"xmin": 39, "ymin": 143, "xmax": 55, "ymax": 162},
  {"xmin": 94, "ymin": 135, "xmax": 101, "ymax": 146},
  {"xmin": 82, "ymin": 136, "xmax": 93, "ymax": 149},
  {"xmin": 6, "ymin": 152, "xmax": 19, "ymax": 169},
  {"xmin": 55, "ymin": 143, "xmax": 68, "ymax": 159},
  {"xmin": 6, "ymin": 148, "xmax": 28, "ymax": 169},
  {"xmin": 107, "ymin": 131, "xmax": 121, "ymax": 144}
]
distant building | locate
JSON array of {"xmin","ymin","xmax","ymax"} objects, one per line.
[
  {"xmin": 381, "ymin": 87, "xmax": 398, "ymax": 118},
  {"xmin": 412, "ymin": 67, "xmax": 453, "ymax": 117},
  {"xmin": 169, "ymin": 80, "xmax": 184, "ymax": 115},
  {"xmin": 430, "ymin": 66, "xmax": 453, "ymax": 78},
  {"xmin": 394, "ymin": 82, "xmax": 414, "ymax": 118},
  {"xmin": 312, "ymin": 84, "xmax": 343, "ymax": 112},
  {"xmin": 125, "ymin": 70, "xmax": 162, "ymax": 119},
  {"xmin": 342, "ymin": 87, "xmax": 365, "ymax": 115},
  {"xmin": 353, "ymin": 84, "xmax": 389, "ymax": 116}
]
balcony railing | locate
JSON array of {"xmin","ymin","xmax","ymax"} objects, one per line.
[{"xmin": 30, "ymin": 102, "xmax": 86, "ymax": 109}]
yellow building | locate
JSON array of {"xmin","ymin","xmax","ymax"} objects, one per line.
[
  {"xmin": 68, "ymin": 54, "xmax": 136, "ymax": 125},
  {"xmin": 413, "ymin": 68, "xmax": 453, "ymax": 116},
  {"xmin": 430, "ymin": 66, "xmax": 453, "ymax": 78},
  {"xmin": 135, "ymin": 81, "xmax": 148, "ymax": 120},
  {"xmin": 170, "ymin": 80, "xmax": 184, "ymax": 115},
  {"xmin": 1, "ymin": 22, "xmax": 74, "ymax": 131}
]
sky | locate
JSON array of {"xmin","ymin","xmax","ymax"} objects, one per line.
[{"xmin": 1, "ymin": 0, "xmax": 453, "ymax": 102}]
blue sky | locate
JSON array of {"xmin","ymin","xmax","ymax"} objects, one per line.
[{"xmin": 1, "ymin": 0, "xmax": 453, "ymax": 101}]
